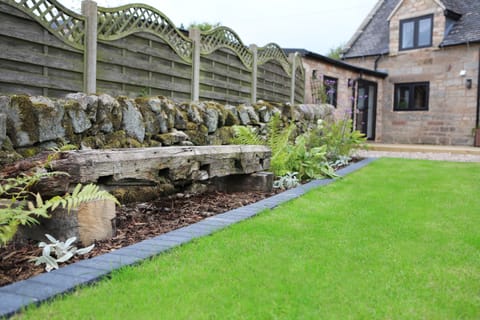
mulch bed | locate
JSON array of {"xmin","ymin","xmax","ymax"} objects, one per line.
[{"xmin": 0, "ymin": 190, "xmax": 277, "ymax": 287}]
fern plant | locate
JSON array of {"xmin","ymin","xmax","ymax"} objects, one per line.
[
  {"xmin": 307, "ymin": 116, "xmax": 366, "ymax": 162},
  {"xmin": 232, "ymin": 113, "xmax": 296, "ymax": 176}
]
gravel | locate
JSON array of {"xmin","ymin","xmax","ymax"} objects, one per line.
[{"xmin": 354, "ymin": 150, "xmax": 480, "ymax": 162}]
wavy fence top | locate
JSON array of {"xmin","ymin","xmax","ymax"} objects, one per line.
[
  {"xmin": 3, "ymin": 0, "xmax": 85, "ymax": 49},
  {"xmin": 97, "ymin": 3, "xmax": 193, "ymax": 62},
  {"xmin": 199, "ymin": 26, "xmax": 253, "ymax": 69},
  {"xmin": 2, "ymin": 0, "xmax": 302, "ymax": 74},
  {"xmin": 258, "ymin": 43, "xmax": 292, "ymax": 75}
]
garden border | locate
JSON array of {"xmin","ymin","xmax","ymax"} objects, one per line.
[{"xmin": 0, "ymin": 158, "xmax": 377, "ymax": 318}]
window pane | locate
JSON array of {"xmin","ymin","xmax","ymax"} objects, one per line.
[
  {"xmin": 413, "ymin": 85, "xmax": 428, "ymax": 109},
  {"xmin": 324, "ymin": 77, "xmax": 337, "ymax": 107},
  {"xmin": 396, "ymin": 86, "xmax": 409, "ymax": 109},
  {"xmin": 418, "ymin": 18, "xmax": 432, "ymax": 46},
  {"xmin": 401, "ymin": 21, "xmax": 414, "ymax": 49},
  {"xmin": 358, "ymin": 88, "xmax": 366, "ymax": 110}
]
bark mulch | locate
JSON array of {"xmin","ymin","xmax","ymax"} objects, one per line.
[{"xmin": 0, "ymin": 190, "xmax": 276, "ymax": 287}]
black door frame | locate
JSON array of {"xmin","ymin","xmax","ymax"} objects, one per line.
[{"xmin": 356, "ymin": 79, "xmax": 377, "ymax": 140}]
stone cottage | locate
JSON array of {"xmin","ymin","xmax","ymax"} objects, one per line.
[
  {"xmin": 284, "ymin": 49, "xmax": 387, "ymax": 141},
  {"xmin": 342, "ymin": 0, "xmax": 480, "ymax": 146}
]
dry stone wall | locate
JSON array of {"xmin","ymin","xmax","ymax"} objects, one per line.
[{"xmin": 0, "ymin": 94, "xmax": 333, "ymax": 165}]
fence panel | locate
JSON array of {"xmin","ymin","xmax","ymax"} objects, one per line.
[
  {"xmin": 0, "ymin": 1, "xmax": 84, "ymax": 97},
  {"xmin": 256, "ymin": 44, "xmax": 292, "ymax": 103},
  {"xmin": 199, "ymin": 48, "xmax": 252, "ymax": 104},
  {"xmin": 294, "ymin": 56, "xmax": 305, "ymax": 103},
  {"xmin": 198, "ymin": 27, "xmax": 253, "ymax": 104},
  {"xmin": 96, "ymin": 3, "xmax": 193, "ymax": 100},
  {"xmin": 257, "ymin": 60, "xmax": 290, "ymax": 103},
  {"xmin": 0, "ymin": 0, "xmax": 305, "ymax": 104},
  {"xmin": 97, "ymin": 33, "xmax": 192, "ymax": 99}
]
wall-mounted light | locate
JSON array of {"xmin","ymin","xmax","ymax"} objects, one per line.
[
  {"xmin": 466, "ymin": 79, "xmax": 472, "ymax": 89},
  {"xmin": 459, "ymin": 70, "xmax": 467, "ymax": 77}
]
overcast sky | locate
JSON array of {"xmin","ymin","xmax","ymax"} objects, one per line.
[{"xmin": 62, "ymin": 0, "xmax": 378, "ymax": 55}]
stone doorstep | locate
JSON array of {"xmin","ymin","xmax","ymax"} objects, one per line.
[
  {"xmin": 0, "ymin": 158, "xmax": 376, "ymax": 318},
  {"xmin": 365, "ymin": 143, "xmax": 480, "ymax": 155}
]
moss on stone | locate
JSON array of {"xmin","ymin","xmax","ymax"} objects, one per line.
[
  {"xmin": 12, "ymin": 95, "xmax": 38, "ymax": 142},
  {"xmin": 216, "ymin": 126, "xmax": 234, "ymax": 145},
  {"xmin": 0, "ymin": 137, "xmax": 23, "ymax": 166},
  {"xmin": 185, "ymin": 126, "xmax": 208, "ymax": 145},
  {"xmin": 111, "ymin": 184, "xmax": 176, "ymax": 204},
  {"xmin": 17, "ymin": 147, "xmax": 41, "ymax": 158},
  {"xmin": 82, "ymin": 135, "xmax": 105, "ymax": 149},
  {"xmin": 224, "ymin": 109, "xmax": 239, "ymax": 126},
  {"xmin": 186, "ymin": 122, "xmax": 198, "ymax": 131}
]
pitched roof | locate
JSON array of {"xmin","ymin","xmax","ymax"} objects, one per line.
[
  {"xmin": 441, "ymin": 1, "xmax": 480, "ymax": 47},
  {"xmin": 283, "ymin": 48, "xmax": 388, "ymax": 78},
  {"xmin": 342, "ymin": 0, "xmax": 398, "ymax": 58},
  {"xmin": 343, "ymin": 0, "xmax": 480, "ymax": 58}
]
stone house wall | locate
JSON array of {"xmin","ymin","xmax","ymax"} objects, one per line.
[
  {"xmin": 388, "ymin": 0, "xmax": 447, "ymax": 56},
  {"xmin": 302, "ymin": 57, "xmax": 382, "ymax": 114},
  {"xmin": 344, "ymin": 0, "xmax": 480, "ymax": 146},
  {"xmin": 301, "ymin": 57, "xmax": 386, "ymax": 140}
]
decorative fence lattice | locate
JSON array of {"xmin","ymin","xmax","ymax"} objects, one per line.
[
  {"xmin": 4, "ymin": 0, "xmax": 85, "ymax": 49},
  {"xmin": 0, "ymin": 0, "xmax": 85, "ymax": 96},
  {"xmin": 258, "ymin": 43, "xmax": 291, "ymax": 76},
  {"xmin": 97, "ymin": 4, "xmax": 193, "ymax": 63},
  {"xmin": 0, "ymin": 0, "xmax": 305, "ymax": 104},
  {"xmin": 200, "ymin": 27, "xmax": 253, "ymax": 70}
]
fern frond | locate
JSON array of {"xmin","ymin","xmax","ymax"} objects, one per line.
[
  {"xmin": 266, "ymin": 113, "xmax": 296, "ymax": 159},
  {"xmin": 47, "ymin": 183, "xmax": 120, "ymax": 214},
  {"xmin": 231, "ymin": 126, "xmax": 264, "ymax": 145}
]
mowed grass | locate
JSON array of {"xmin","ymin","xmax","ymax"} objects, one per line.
[{"xmin": 17, "ymin": 159, "xmax": 480, "ymax": 319}]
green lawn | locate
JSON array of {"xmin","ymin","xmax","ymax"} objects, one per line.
[{"xmin": 17, "ymin": 159, "xmax": 480, "ymax": 319}]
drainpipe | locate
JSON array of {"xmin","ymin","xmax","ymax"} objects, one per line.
[{"xmin": 374, "ymin": 54, "xmax": 382, "ymax": 71}]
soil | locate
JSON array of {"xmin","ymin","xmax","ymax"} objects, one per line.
[{"xmin": 0, "ymin": 190, "xmax": 277, "ymax": 287}]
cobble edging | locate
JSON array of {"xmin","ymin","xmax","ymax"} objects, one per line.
[{"xmin": 0, "ymin": 158, "xmax": 377, "ymax": 318}]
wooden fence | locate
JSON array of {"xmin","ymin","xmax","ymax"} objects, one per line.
[{"xmin": 0, "ymin": 0, "xmax": 305, "ymax": 104}]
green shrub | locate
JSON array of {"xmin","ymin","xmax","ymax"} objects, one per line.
[
  {"xmin": 232, "ymin": 113, "xmax": 296, "ymax": 177},
  {"xmin": 306, "ymin": 115, "xmax": 366, "ymax": 162},
  {"xmin": 231, "ymin": 113, "xmax": 336, "ymax": 180}
]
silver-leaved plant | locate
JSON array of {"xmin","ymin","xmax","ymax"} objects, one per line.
[{"xmin": 30, "ymin": 234, "xmax": 95, "ymax": 272}]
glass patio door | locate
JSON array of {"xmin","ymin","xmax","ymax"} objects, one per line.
[{"xmin": 356, "ymin": 80, "xmax": 377, "ymax": 140}]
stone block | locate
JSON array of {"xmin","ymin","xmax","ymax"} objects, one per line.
[
  {"xmin": 18, "ymin": 199, "xmax": 116, "ymax": 246},
  {"xmin": 0, "ymin": 113, "xmax": 6, "ymax": 147},
  {"xmin": 212, "ymin": 171, "xmax": 274, "ymax": 193},
  {"xmin": 119, "ymin": 98, "xmax": 145, "ymax": 142},
  {"xmin": 97, "ymin": 94, "xmax": 121, "ymax": 133},
  {"xmin": 237, "ymin": 106, "xmax": 250, "ymax": 125},
  {"xmin": 64, "ymin": 93, "xmax": 98, "ymax": 134},
  {"xmin": 5, "ymin": 96, "xmax": 65, "ymax": 147}
]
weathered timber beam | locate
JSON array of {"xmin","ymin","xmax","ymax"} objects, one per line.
[{"xmin": 51, "ymin": 145, "xmax": 271, "ymax": 186}]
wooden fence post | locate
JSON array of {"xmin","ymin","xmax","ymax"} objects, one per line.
[
  {"xmin": 249, "ymin": 44, "xmax": 258, "ymax": 104},
  {"xmin": 189, "ymin": 28, "xmax": 201, "ymax": 102},
  {"xmin": 289, "ymin": 52, "xmax": 298, "ymax": 105},
  {"xmin": 81, "ymin": 0, "xmax": 98, "ymax": 94}
]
